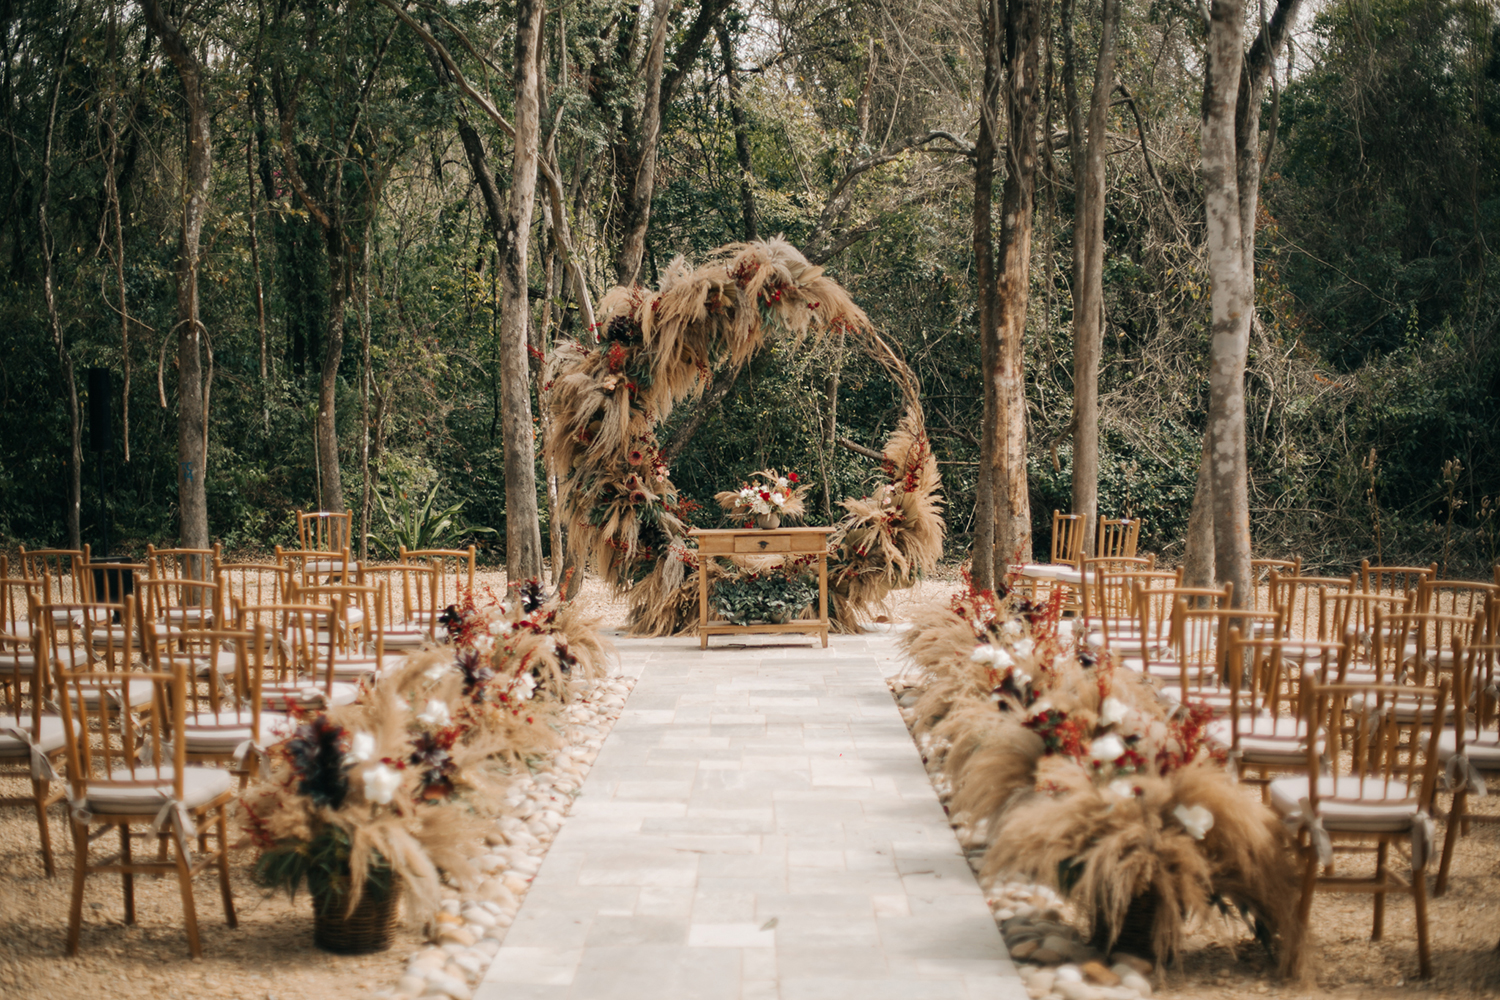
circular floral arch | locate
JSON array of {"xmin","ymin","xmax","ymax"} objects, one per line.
[{"xmin": 545, "ymin": 239, "xmax": 945, "ymax": 635}]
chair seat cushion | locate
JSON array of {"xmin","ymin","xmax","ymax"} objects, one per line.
[
  {"xmin": 263, "ymin": 681, "xmax": 360, "ymax": 709},
  {"xmin": 77, "ymin": 678, "xmax": 156, "ymax": 709},
  {"xmin": 0, "ymin": 714, "xmax": 71, "ymax": 757},
  {"xmin": 1208, "ymin": 714, "xmax": 1317, "ymax": 764},
  {"xmin": 378, "ymin": 626, "xmax": 428, "ymax": 648},
  {"xmin": 85, "ymin": 765, "xmax": 234, "ymax": 815},
  {"xmin": 1157, "ymin": 684, "xmax": 1233, "ymax": 709},
  {"xmin": 181, "ymin": 712, "xmax": 295, "ymax": 753},
  {"xmin": 1269, "ymin": 775, "xmax": 1420, "ymax": 833},
  {"xmin": 1435, "ymin": 729, "xmax": 1500, "ymax": 768},
  {"xmin": 328, "ymin": 656, "xmax": 383, "ymax": 678}
]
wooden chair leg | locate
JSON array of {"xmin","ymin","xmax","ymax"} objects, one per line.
[
  {"xmin": 120, "ymin": 823, "xmax": 135, "ymax": 925},
  {"xmin": 1436, "ymin": 787, "xmax": 1467, "ymax": 896},
  {"xmin": 216, "ymin": 809, "xmax": 237, "ymax": 927},
  {"xmin": 1296, "ymin": 839, "xmax": 1320, "ymax": 933},
  {"xmin": 1413, "ymin": 859, "xmax": 1433, "ymax": 978},
  {"xmin": 1372, "ymin": 839, "xmax": 1388, "ymax": 940},
  {"xmin": 32, "ymin": 779, "xmax": 55, "ymax": 877},
  {"xmin": 66, "ymin": 820, "xmax": 89, "ymax": 956},
  {"xmin": 173, "ymin": 833, "xmax": 202, "ymax": 958}
]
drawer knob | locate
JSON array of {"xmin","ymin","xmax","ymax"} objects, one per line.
[{"xmin": 758, "ymin": 540, "xmax": 768, "ymax": 550}]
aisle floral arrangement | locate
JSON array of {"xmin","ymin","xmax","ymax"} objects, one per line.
[
  {"xmin": 900, "ymin": 574, "xmax": 1306, "ymax": 975},
  {"xmin": 244, "ymin": 580, "xmax": 611, "ymax": 942},
  {"xmin": 715, "ymin": 468, "xmax": 810, "ymax": 525}
]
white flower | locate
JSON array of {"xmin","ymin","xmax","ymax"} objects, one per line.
[
  {"xmin": 1099, "ymin": 697, "xmax": 1130, "ymax": 728},
  {"xmin": 1088, "ymin": 734, "xmax": 1127, "ymax": 763},
  {"xmin": 1173, "ymin": 803, "xmax": 1215, "ymax": 840},
  {"xmin": 1001, "ymin": 620, "xmax": 1023, "ymax": 636},
  {"xmin": 473, "ymin": 634, "xmax": 495, "ymax": 656},
  {"xmin": 423, "ymin": 662, "xmax": 451, "ymax": 683},
  {"xmin": 347, "ymin": 732, "xmax": 376, "ymax": 763},
  {"xmin": 417, "ymin": 699, "xmax": 452, "ymax": 728},
  {"xmin": 969, "ymin": 644, "xmax": 1014, "ymax": 669},
  {"xmin": 1107, "ymin": 778, "xmax": 1138, "ymax": 799},
  {"xmin": 1013, "ymin": 638, "xmax": 1035, "ymax": 658},
  {"xmin": 515, "ymin": 672, "xmax": 537, "ymax": 702},
  {"xmin": 776, "ymin": 476, "xmax": 789, "ymax": 489},
  {"xmin": 363, "ymin": 763, "xmax": 401, "ymax": 805}
]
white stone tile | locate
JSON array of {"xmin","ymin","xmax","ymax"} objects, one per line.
[{"xmin": 688, "ymin": 921, "xmax": 776, "ymax": 947}]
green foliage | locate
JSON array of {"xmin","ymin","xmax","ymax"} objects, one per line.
[
  {"xmin": 254, "ymin": 824, "xmax": 393, "ymax": 910},
  {"xmin": 712, "ymin": 568, "xmax": 819, "ymax": 626},
  {"xmin": 368, "ymin": 480, "xmax": 495, "ymax": 559}
]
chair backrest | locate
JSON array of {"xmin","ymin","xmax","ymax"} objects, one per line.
[
  {"xmin": 1330, "ymin": 591, "xmax": 1412, "ymax": 654},
  {"xmin": 1095, "ymin": 517, "xmax": 1141, "ymax": 559},
  {"xmin": 35, "ymin": 597, "xmax": 137, "ymax": 679},
  {"xmin": 1304, "ymin": 677, "xmax": 1448, "ymax": 814},
  {"xmin": 1079, "ymin": 556, "xmax": 1155, "ymax": 622},
  {"xmin": 1050, "ymin": 511, "xmax": 1086, "ymax": 566},
  {"xmin": 80, "ymin": 558, "xmax": 147, "ymax": 605},
  {"xmin": 399, "ymin": 545, "xmax": 475, "ymax": 615},
  {"xmin": 213, "ymin": 559, "xmax": 293, "ymax": 610},
  {"xmin": 144, "ymin": 624, "xmax": 267, "ymax": 730},
  {"xmin": 1223, "ymin": 629, "xmax": 1349, "ymax": 759},
  {"xmin": 1453, "ymin": 633, "xmax": 1499, "ymax": 754},
  {"xmin": 297, "ymin": 510, "xmax": 353, "ymax": 553},
  {"xmin": 275, "ymin": 545, "xmax": 358, "ymax": 589},
  {"xmin": 145, "ymin": 544, "xmax": 220, "ymax": 582},
  {"xmin": 0, "ymin": 611, "xmax": 42, "ymax": 735},
  {"xmin": 18, "ymin": 547, "xmax": 87, "ymax": 604},
  {"xmin": 359, "ymin": 564, "xmax": 435, "ymax": 629},
  {"xmin": 48, "ymin": 611, "xmax": 185, "ymax": 809},
  {"xmin": 136, "ymin": 576, "xmax": 221, "ymax": 632},
  {"xmin": 1172, "ymin": 601, "xmax": 1282, "ymax": 695},
  {"xmin": 1250, "ymin": 557, "xmax": 1301, "ymax": 613},
  {"xmin": 1377, "ymin": 610, "xmax": 1475, "ymax": 685},
  {"xmin": 1415, "ymin": 579, "xmax": 1498, "ymax": 622},
  {"xmin": 1269, "ymin": 571, "xmax": 1357, "ymax": 641},
  {"xmin": 0, "ymin": 573, "xmax": 43, "ymax": 638},
  {"xmin": 1359, "ymin": 560, "xmax": 1437, "ymax": 599},
  {"xmin": 233, "ymin": 600, "xmax": 350, "ymax": 697}
]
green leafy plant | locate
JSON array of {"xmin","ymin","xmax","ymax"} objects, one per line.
[
  {"xmin": 712, "ymin": 568, "xmax": 817, "ymax": 625},
  {"xmin": 367, "ymin": 481, "xmax": 495, "ymax": 558},
  {"xmin": 253, "ymin": 823, "xmax": 395, "ymax": 914}
]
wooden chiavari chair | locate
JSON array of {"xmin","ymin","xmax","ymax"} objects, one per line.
[{"xmin": 1094, "ymin": 516, "xmax": 1141, "ymax": 559}]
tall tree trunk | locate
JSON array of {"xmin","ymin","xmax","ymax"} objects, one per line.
[
  {"xmin": 1068, "ymin": 0, "xmax": 1121, "ymax": 557},
  {"xmin": 971, "ymin": 0, "xmax": 1002, "ymax": 592},
  {"xmin": 992, "ymin": 0, "xmax": 1042, "ymax": 574},
  {"xmin": 1181, "ymin": 433, "xmax": 1216, "ymax": 587},
  {"xmin": 37, "ymin": 18, "xmax": 81, "ymax": 550},
  {"xmin": 499, "ymin": 0, "xmax": 546, "ymax": 580},
  {"xmin": 614, "ymin": 0, "xmax": 671, "ymax": 286},
  {"xmin": 718, "ymin": 21, "xmax": 757, "ymax": 241},
  {"xmin": 317, "ymin": 225, "xmax": 346, "ymax": 513},
  {"xmin": 145, "ymin": 0, "xmax": 213, "ymax": 557},
  {"xmin": 1202, "ymin": 0, "xmax": 1251, "ymax": 609}
]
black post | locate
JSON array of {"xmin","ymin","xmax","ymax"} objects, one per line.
[{"xmin": 87, "ymin": 367, "xmax": 112, "ymax": 557}]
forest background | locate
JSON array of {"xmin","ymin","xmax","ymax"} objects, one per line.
[{"xmin": 1, "ymin": 0, "xmax": 1497, "ymax": 577}]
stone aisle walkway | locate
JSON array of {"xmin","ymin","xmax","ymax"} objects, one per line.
[{"xmin": 475, "ymin": 631, "xmax": 1026, "ymax": 1000}]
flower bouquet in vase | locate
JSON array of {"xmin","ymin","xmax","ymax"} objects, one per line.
[{"xmin": 715, "ymin": 469, "xmax": 810, "ymax": 529}]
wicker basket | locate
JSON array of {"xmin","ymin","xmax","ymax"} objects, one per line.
[{"xmin": 312, "ymin": 873, "xmax": 403, "ymax": 954}]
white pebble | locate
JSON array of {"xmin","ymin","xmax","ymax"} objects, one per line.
[{"xmin": 1056, "ymin": 965, "xmax": 1083, "ymax": 983}]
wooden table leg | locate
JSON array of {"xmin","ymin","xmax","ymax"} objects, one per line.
[
  {"xmin": 699, "ymin": 553, "xmax": 710, "ymax": 650},
  {"xmin": 818, "ymin": 552, "xmax": 828, "ymax": 648}
]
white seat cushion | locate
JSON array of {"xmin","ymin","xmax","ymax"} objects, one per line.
[
  {"xmin": 378, "ymin": 625, "xmax": 428, "ymax": 648},
  {"xmin": 1435, "ymin": 729, "xmax": 1500, "ymax": 768},
  {"xmin": 1208, "ymin": 714, "xmax": 1317, "ymax": 765},
  {"xmin": 263, "ymin": 681, "xmax": 360, "ymax": 709},
  {"xmin": 1269, "ymin": 775, "xmax": 1420, "ymax": 833},
  {"xmin": 1157, "ymin": 684, "xmax": 1233, "ymax": 709},
  {"xmin": 181, "ymin": 712, "xmax": 294, "ymax": 753},
  {"xmin": 76, "ymin": 678, "xmax": 156, "ymax": 710},
  {"xmin": 0, "ymin": 714, "xmax": 71, "ymax": 757},
  {"xmin": 85, "ymin": 765, "xmax": 234, "ymax": 814}
]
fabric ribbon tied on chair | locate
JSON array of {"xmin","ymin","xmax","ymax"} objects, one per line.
[
  {"xmin": 1282, "ymin": 796, "xmax": 1334, "ymax": 866},
  {"xmin": 1443, "ymin": 754, "xmax": 1488, "ymax": 797},
  {"xmin": 152, "ymin": 794, "xmax": 197, "ymax": 865},
  {"xmin": 232, "ymin": 739, "xmax": 273, "ymax": 780},
  {"xmin": 0, "ymin": 725, "xmax": 60, "ymax": 782},
  {"xmin": 1411, "ymin": 810, "xmax": 1437, "ymax": 873}
]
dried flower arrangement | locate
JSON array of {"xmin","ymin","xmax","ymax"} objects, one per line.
[
  {"xmin": 715, "ymin": 469, "xmax": 809, "ymax": 523},
  {"xmin": 245, "ymin": 581, "xmax": 611, "ymax": 943},
  {"xmin": 899, "ymin": 573, "xmax": 1306, "ymax": 976},
  {"xmin": 544, "ymin": 238, "xmax": 944, "ymax": 636}
]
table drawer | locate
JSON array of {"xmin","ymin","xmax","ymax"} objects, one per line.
[{"xmin": 734, "ymin": 534, "xmax": 791, "ymax": 553}]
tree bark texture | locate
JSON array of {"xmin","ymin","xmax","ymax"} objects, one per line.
[
  {"xmin": 499, "ymin": 0, "xmax": 546, "ymax": 580},
  {"xmin": 718, "ymin": 22, "xmax": 757, "ymax": 242},
  {"xmin": 1202, "ymin": 0, "xmax": 1252, "ymax": 610},
  {"xmin": 1068, "ymin": 0, "xmax": 1121, "ymax": 558},
  {"xmin": 316, "ymin": 220, "xmax": 346, "ymax": 514},
  {"xmin": 145, "ymin": 0, "xmax": 214, "ymax": 553},
  {"xmin": 992, "ymin": 0, "xmax": 1043, "ymax": 573},
  {"xmin": 614, "ymin": 0, "xmax": 671, "ymax": 286},
  {"xmin": 1181, "ymin": 432, "xmax": 1215, "ymax": 588},
  {"xmin": 971, "ymin": 0, "xmax": 1003, "ymax": 592},
  {"xmin": 38, "ymin": 33, "xmax": 82, "ymax": 551}
]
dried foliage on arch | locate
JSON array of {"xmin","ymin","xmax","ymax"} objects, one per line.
[{"xmin": 544, "ymin": 238, "xmax": 944, "ymax": 635}]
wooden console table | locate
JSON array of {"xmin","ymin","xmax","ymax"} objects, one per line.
[{"xmin": 694, "ymin": 526, "xmax": 833, "ymax": 649}]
